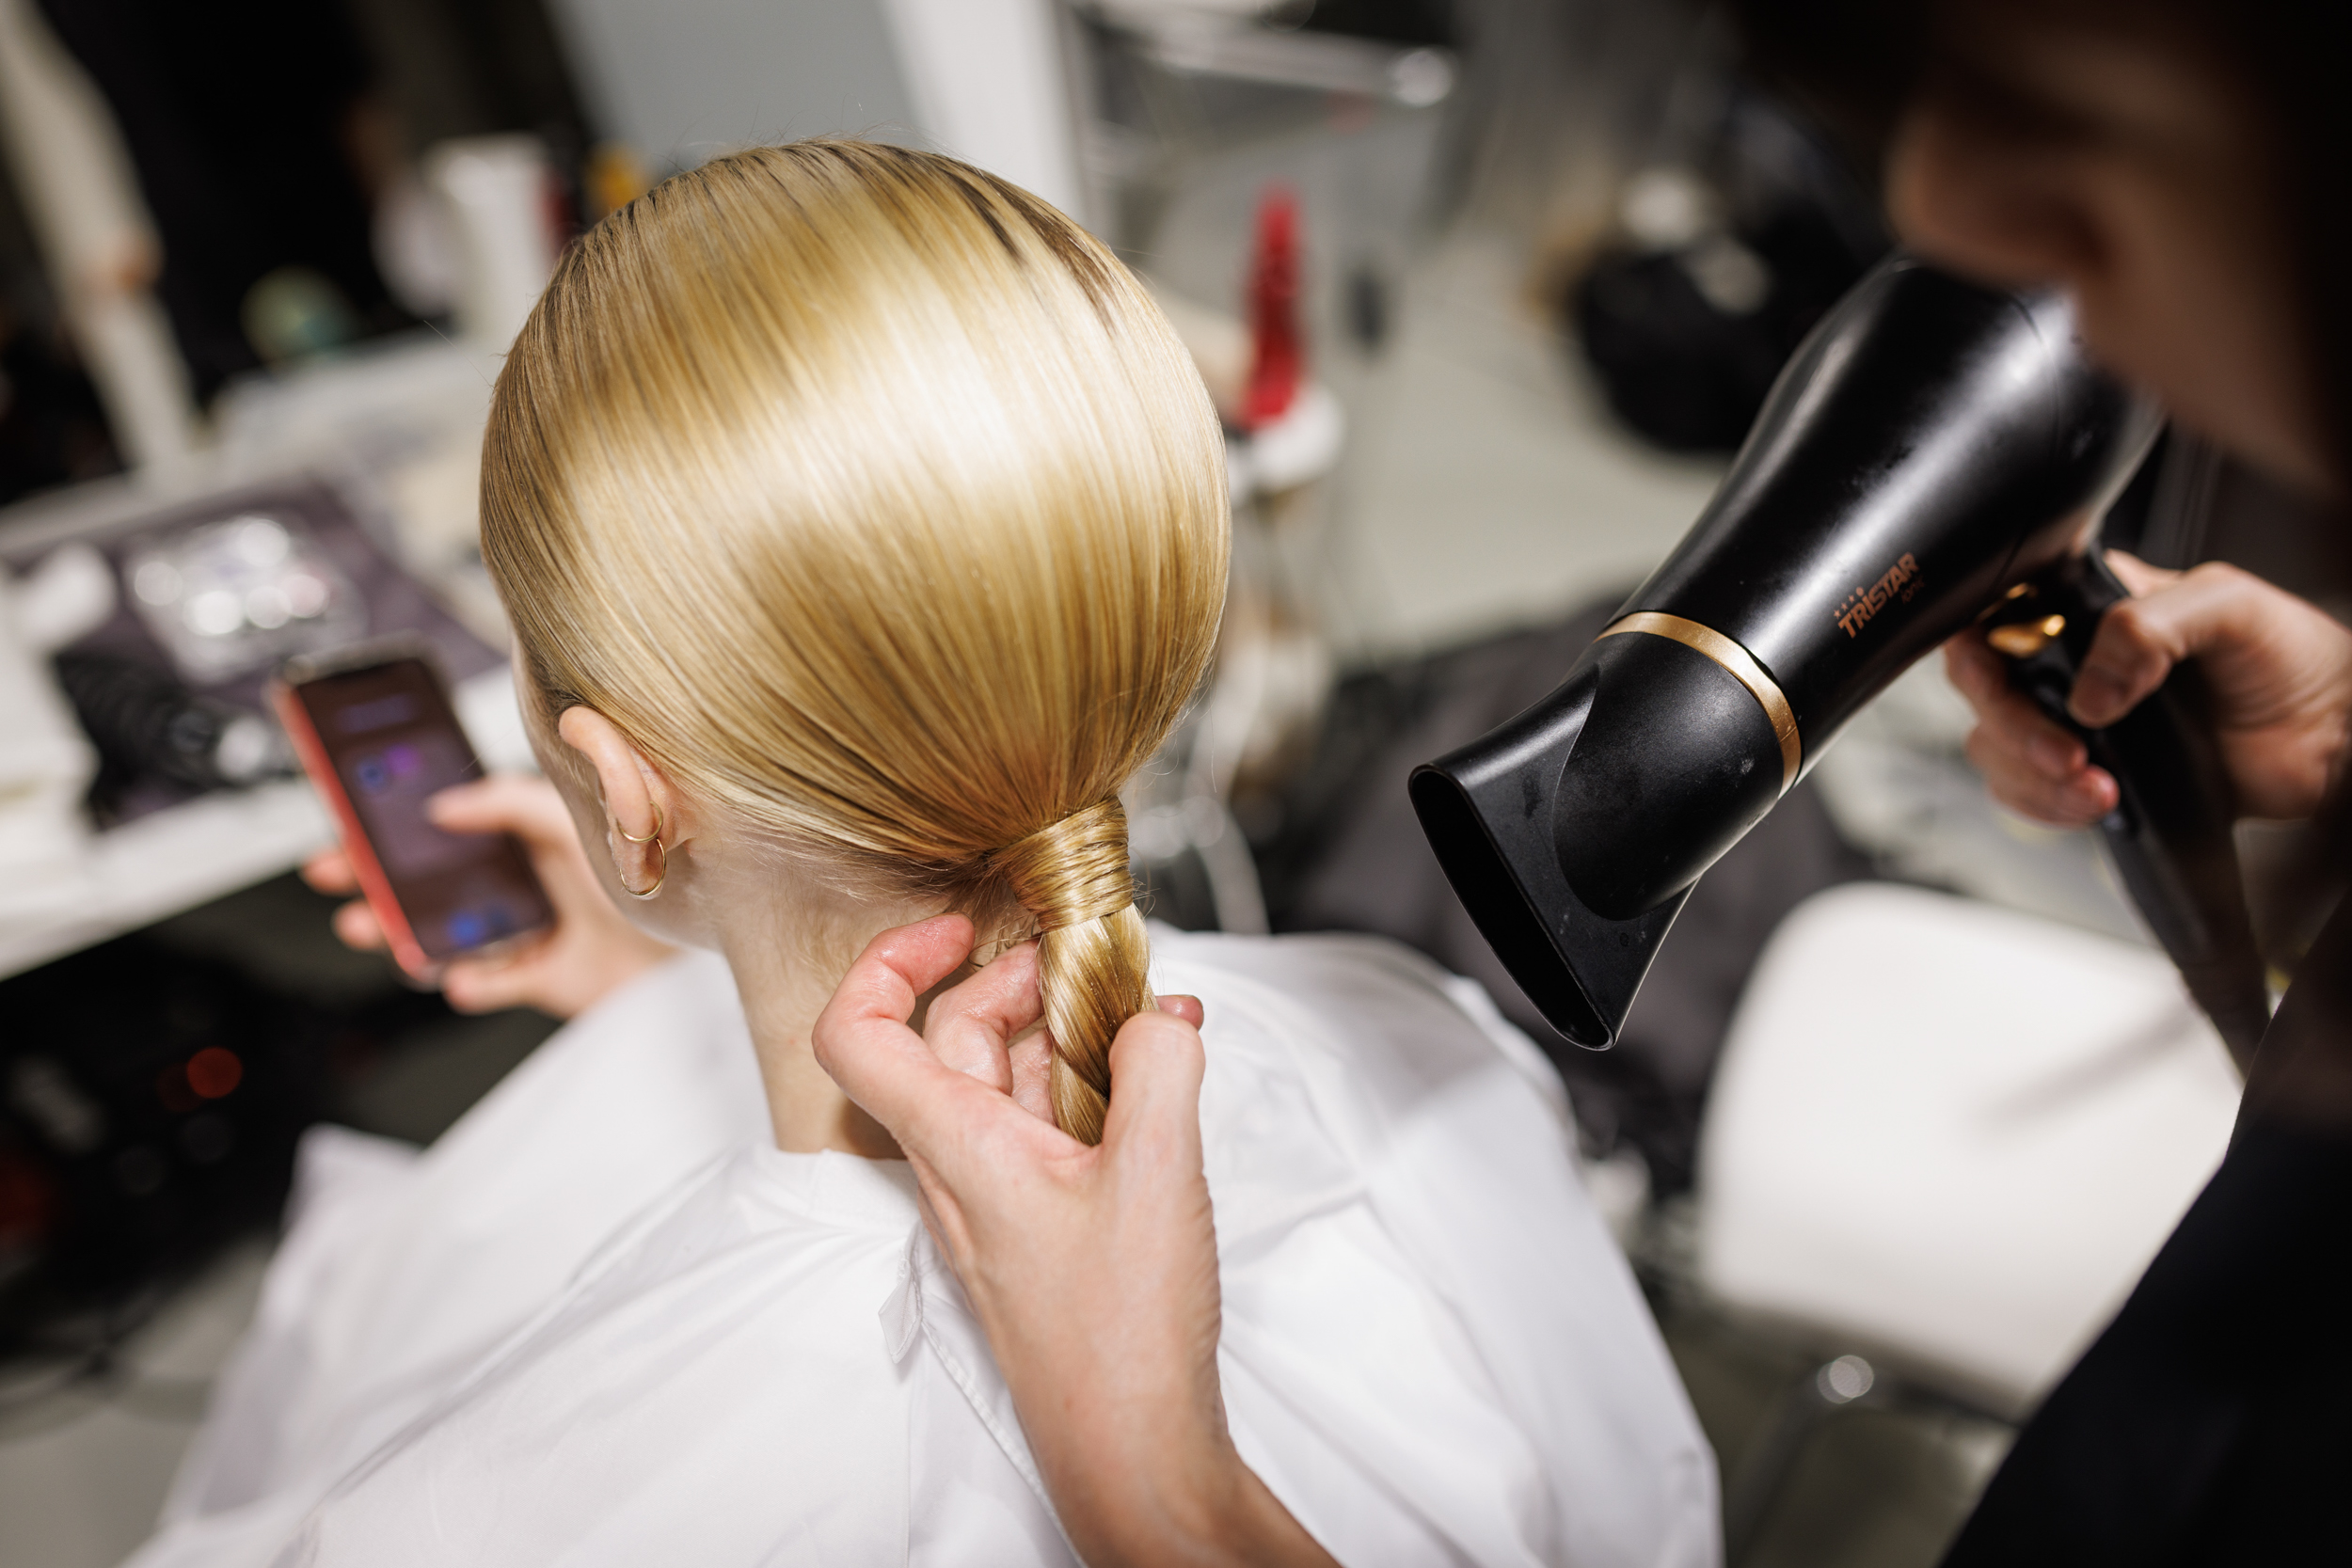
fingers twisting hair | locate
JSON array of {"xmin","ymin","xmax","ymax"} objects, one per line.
[{"xmin": 991, "ymin": 799, "xmax": 1152, "ymax": 1145}]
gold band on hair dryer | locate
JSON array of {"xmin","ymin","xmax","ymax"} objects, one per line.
[{"xmin": 1597, "ymin": 612, "xmax": 1802, "ymax": 793}]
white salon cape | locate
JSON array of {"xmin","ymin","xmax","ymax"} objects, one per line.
[{"xmin": 131, "ymin": 929, "xmax": 1717, "ymax": 1568}]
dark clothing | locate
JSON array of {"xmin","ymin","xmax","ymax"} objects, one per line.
[
  {"xmin": 1946, "ymin": 893, "xmax": 2352, "ymax": 1565},
  {"xmin": 33, "ymin": 0, "xmax": 399, "ymax": 399}
]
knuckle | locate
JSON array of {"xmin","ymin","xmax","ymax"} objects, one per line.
[{"xmin": 2099, "ymin": 599, "xmax": 2153, "ymax": 648}]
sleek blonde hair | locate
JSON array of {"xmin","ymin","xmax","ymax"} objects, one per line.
[{"xmin": 480, "ymin": 141, "xmax": 1229, "ymax": 1142}]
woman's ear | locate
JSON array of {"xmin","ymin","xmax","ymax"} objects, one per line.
[{"xmin": 556, "ymin": 706, "xmax": 681, "ymax": 849}]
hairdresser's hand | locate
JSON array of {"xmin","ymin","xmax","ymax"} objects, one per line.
[
  {"xmin": 1945, "ymin": 550, "xmax": 2352, "ymax": 828},
  {"xmin": 301, "ymin": 773, "xmax": 677, "ymax": 1018},
  {"xmin": 816, "ymin": 916, "xmax": 1334, "ymax": 1568}
]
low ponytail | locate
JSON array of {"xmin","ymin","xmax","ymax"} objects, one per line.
[
  {"xmin": 991, "ymin": 799, "xmax": 1152, "ymax": 1145},
  {"xmin": 480, "ymin": 141, "xmax": 1227, "ymax": 1141}
]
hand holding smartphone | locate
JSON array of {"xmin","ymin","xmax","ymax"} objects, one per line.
[{"xmin": 273, "ymin": 645, "xmax": 553, "ymax": 979}]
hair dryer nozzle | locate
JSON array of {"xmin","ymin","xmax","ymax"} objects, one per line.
[{"xmin": 1409, "ymin": 629, "xmax": 1787, "ymax": 1048}]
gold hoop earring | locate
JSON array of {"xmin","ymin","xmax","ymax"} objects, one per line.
[
  {"xmin": 614, "ymin": 802, "xmax": 667, "ymax": 899},
  {"xmin": 619, "ymin": 834, "xmax": 666, "ymax": 899}
]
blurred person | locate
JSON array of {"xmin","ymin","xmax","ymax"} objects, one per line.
[
  {"xmin": 127, "ymin": 140, "xmax": 1712, "ymax": 1567},
  {"xmin": 1865, "ymin": 2, "xmax": 2352, "ymax": 1560},
  {"xmin": 809, "ymin": 2, "xmax": 2352, "ymax": 1564},
  {"xmin": 32, "ymin": 0, "xmax": 410, "ymax": 395}
]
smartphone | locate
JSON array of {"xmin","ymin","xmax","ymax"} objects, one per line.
[{"xmin": 272, "ymin": 645, "xmax": 552, "ymax": 978}]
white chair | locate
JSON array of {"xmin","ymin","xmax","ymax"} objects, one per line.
[{"xmin": 1693, "ymin": 882, "xmax": 2243, "ymax": 1555}]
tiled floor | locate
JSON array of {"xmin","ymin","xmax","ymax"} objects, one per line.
[
  {"xmin": 1331, "ymin": 230, "xmax": 1725, "ymax": 656},
  {"xmin": 0, "ymin": 1243, "xmax": 270, "ymax": 1568},
  {"xmin": 1671, "ymin": 1308, "xmax": 2013, "ymax": 1568},
  {"xmin": 1127, "ymin": 105, "xmax": 1725, "ymax": 661}
]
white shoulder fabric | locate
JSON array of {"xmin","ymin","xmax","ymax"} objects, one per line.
[
  {"xmin": 1149, "ymin": 926, "xmax": 1722, "ymax": 1568},
  {"xmin": 139, "ymin": 948, "xmax": 766, "ymax": 1552},
  {"xmin": 884, "ymin": 1226, "xmax": 1081, "ymax": 1565}
]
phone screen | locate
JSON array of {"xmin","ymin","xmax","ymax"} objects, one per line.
[{"xmin": 279, "ymin": 657, "xmax": 552, "ymax": 967}]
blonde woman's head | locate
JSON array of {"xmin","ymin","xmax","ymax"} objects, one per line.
[{"xmin": 481, "ymin": 141, "xmax": 1229, "ymax": 1143}]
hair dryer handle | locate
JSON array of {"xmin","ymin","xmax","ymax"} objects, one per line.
[{"xmin": 1987, "ymin": 556, "xmax": 2270, "ymax": 1067}]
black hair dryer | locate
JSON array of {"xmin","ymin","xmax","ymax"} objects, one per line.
[{"xmin": 1410, "ymin": 255, "xmax": 2273, "ymax": 1068}]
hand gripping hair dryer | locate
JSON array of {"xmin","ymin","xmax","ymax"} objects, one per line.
[{"xmin": 1410, "ymin": 255, "xmax": 2274, "ymax": 1067}]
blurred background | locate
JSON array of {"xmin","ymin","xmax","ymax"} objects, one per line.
[{"xmin": 0, "ymin": 3, "xmax": 2341, "ymax": 1565}]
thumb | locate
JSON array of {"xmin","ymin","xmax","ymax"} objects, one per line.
[
  {"xmin": 2101, "ymin": 549, "xmax": 2180, "ymax": 599},
  {"xmin": 1099, "ymin": 1009, "xmax": 1207, "ymax": 1180},
  {"xmin": 2070, "ymin": 563, "xmax": 2244, "ymax": 726},
  {"xmin": 428, "ymin": 774, "xmax": 576, "ymax": 848}
]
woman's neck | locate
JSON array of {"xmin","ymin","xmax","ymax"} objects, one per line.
[{"xmin": 717, "ymin": 920, "xmax": 904, "ymax": 1159}]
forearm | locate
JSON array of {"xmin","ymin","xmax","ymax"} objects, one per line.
[
  {"xmin": 1200, "ymin": 1452, "xmax": 1338, "ymax": 1568},
  {"xmin": 1047, "ymin": 1436, "xmax": 1336, "ymax": 1568},
  {"xmin": 997, "ymin": 1300, "xmax": 1336, "ymax": 1566}
]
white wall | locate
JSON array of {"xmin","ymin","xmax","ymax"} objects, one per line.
[
  {"xmin": 545, "ymin": 0, "xmax": 920, "ymax": 171},
  {"xmin": 543, "ymin": 0, "xmax": 1085, "ymax": 220},
  {"xmin": 878, "ymin": 0, "xmax": 1083, "ymax": 216}
]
